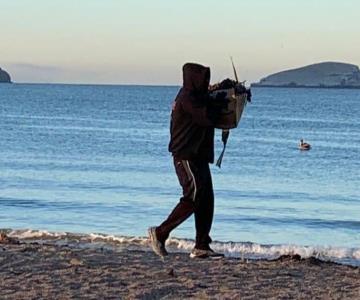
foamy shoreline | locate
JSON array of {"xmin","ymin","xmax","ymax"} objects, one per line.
[
  {"xmin": 3, "ymin": 228, "xmax": 360, "ymax": 267},
  {"xmin": 0, "ymin": 233, "xmax": 359, "ymax": 299}
]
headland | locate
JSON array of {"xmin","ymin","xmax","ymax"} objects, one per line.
[
  {"xmin": 0, "ymin": 67, "xmax": 11, "ymax": 83},
  {"xmin": 252, "ymin": 62, "xmax": 360, "ymax": 89}
]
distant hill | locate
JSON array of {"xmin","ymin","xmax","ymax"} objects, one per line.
[
  {"xmin": 0, "ymin": 67, "xmax": 11, "ymax": 83},
  {"xmin": 252, "ymin": 62, "xmax": 360, "ymax": 89}
]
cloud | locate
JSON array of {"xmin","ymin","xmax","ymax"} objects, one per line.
[
  {"xmin": 2, "ymin": 62, "xmax": 260, "ymax": 85},
  {"xmin": 9, "ymin": 63, "xmax": 63, "ymax": 72},
  {"xmin": 4, "ymin": 63, "xmax": 66, "ymax": 83},
  {"xmin": 3, "ymin": 62, "xmax": 181, "ymax": 85}
]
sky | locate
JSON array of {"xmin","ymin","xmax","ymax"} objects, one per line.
[{"xmin": 1, "ymin": 0, "xmax": 360, "ymax": 85}]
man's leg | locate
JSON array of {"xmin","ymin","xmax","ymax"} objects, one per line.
[
  {"xmin": 194, "ymin": 162, "xmax": 214, "ymax": 250},
  {"xmin": 155, "ymin": 158, "xmax": 197, "ymax": 242}
]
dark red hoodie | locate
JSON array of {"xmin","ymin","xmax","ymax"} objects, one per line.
[{"xmin": 168, "ymin": 63, "xmax": 216, "ymax": 163}]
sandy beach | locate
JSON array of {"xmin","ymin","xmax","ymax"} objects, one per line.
[{"xmin": 0, "ymin": 235, "xmax": 359, "ymax": 299}]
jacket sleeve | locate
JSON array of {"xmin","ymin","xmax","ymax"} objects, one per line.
[{"xmin": 181, "ymin": 96, "xmax": 216, "ymax": 127}]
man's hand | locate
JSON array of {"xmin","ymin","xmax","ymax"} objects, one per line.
[{"xmin": 211, "ymin": 91, "xmax": 229, "ymax": 110}]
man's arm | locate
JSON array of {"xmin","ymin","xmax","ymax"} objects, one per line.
[{"xmin": 181, "ymin": 96, "xmax": 215, "ymax": 127}]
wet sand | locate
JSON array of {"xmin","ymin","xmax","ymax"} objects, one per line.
[{"xmin": 0, "ymin": 236, "xmax": 359, "ymax": 299}]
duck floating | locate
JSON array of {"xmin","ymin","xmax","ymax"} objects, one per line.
[{"xmin": 299, "ymin": 139, "xmax": 311, "ymax": 150}]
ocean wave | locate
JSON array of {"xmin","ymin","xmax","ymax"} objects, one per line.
[{"xmin": 4, "ymin": 229, "xmax": 360, "ymax": 266}]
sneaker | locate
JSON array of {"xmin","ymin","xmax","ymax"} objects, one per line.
[
  {"xmin": 189, "ymin": 248, "xmax": 224, "ymax": 259},
  {"xmin": 148, "ymin": 227, "xmax": 168, "ymax": 257}
]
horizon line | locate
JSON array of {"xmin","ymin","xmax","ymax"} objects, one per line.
[{"xmin": 3, "ymin": 81, "xmax": 182, "ymax": 87}]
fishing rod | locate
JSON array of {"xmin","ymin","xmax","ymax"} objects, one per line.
[
  {"xmin": 217, "ymin": 57, "xmax": 237, "ymax": 168},
  {"xmin": 230, "ymin": 56, "xmax": 239, "ymax": 83},
  {"xmin": 231, "ymin": 56, "xmax": 247, "ymax": 86},
  {"xmin": 216, "ymin": 57, "xmax": 250, "ymax": 168}
]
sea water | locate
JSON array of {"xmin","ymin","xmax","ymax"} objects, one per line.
[{"xmin": 0, "ymin": 83, "xmax": 359, "ymax": 264}]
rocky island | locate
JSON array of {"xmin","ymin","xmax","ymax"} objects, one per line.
[
  {"xmin": 252, "ymin": 62, "xmax": 360, "ymax": 89},
  {"xmin": 0, "ymin": 67, "xmax": 12, "ymax": 83}
]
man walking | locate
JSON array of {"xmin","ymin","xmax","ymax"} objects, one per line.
[{"xmin": 148, "ymin": 63, "xmax": 224, "ymax": 259}]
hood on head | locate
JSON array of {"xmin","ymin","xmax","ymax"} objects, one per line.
[{"xmin": 182, "ymin": 63, "xmax": 210, "ymax": 93}]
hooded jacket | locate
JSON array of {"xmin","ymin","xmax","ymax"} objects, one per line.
[{"xmin": 168, "ymin": 63, "xmax": 216, "ymax": 163}]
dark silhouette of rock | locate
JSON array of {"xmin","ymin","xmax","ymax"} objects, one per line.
[
  {"xmin": 252, "ymin": 62, "xmax": 360, "ymax": 89},
  {"xmin": 0, "ymin": 233, "xmax": 19, "ymax": 244},
  {"xmin": 0, "ymin": 67, "xmax": 11, "ymax": 83}
]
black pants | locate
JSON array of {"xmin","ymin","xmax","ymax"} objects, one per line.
[{"xmin": 156, "ymin": 157, "xmax": 214, "ymax": 249}]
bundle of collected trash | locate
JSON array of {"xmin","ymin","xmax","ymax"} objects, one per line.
[
  {"xmin": 209, "ymin": 78, "xmax": 251, "ymax": 130},
  {"xmin": 209, "ymin": 78, "xmax": 251, "ymax": 167}
]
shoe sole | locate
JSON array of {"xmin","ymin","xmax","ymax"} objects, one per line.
[
  {"xmin": 189, "ymin": 253, "xmax": 208, "ymax": 259},
  {"xmin": 189, "ymin": 253, "xmax": 224, "ymax": 259}
]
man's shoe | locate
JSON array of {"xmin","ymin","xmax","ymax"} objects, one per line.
[
  {"xmin": 148, "ymin": 227, "xmax": 168, "ymax": 257},
  {"xmin": 189, "ymin": 248, "xmax": 224, "ymax": 259}
]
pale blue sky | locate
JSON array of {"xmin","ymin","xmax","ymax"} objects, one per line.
[{"xmin": 1, "ymin": 0, "xmax": 359, "ymax": 84}]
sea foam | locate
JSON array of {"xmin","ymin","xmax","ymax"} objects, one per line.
[{"xmin": 5, "ymin": 229, "xmax": 360, "ymax": 266}]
